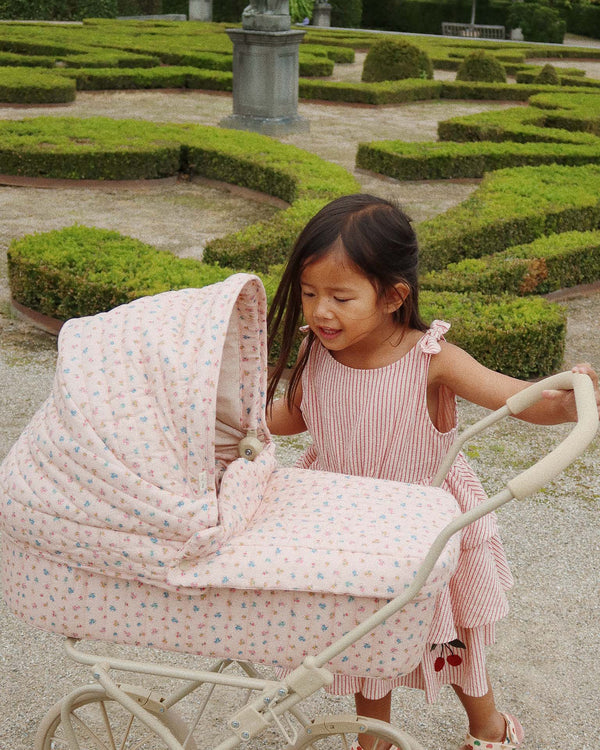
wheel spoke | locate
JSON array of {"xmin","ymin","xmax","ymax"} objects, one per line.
[
  {"xmin": 98, "ymin": 701, "xmax": 118, "ymax": 750},
  {"xmin": 70, "ymin": 707, "xmax": 112, "ymax": 750},
  {"xmin": 37, "ymin": 689, "xmax": 194, "ymax": 750},
  {"xmin": 115, "ymin": 711, "xmax": 134, "ymax": 750}
]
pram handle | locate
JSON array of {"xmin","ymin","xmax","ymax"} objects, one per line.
[{"xmin": 432, "ymin": 370, "xmax": 598, "ymax": 499}]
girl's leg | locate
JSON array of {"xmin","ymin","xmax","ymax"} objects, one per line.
[
  {"xmin": 452, "ymin": 672, "xmax": 515, "ymax": 743},
  {"xmin": 355, "ymin": 692, "xmax": 392, "ymax": 750}
]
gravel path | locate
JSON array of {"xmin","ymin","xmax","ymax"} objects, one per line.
[{"xmin": 0, "ymin": 40, "xmax": 599, "ymax": 750}]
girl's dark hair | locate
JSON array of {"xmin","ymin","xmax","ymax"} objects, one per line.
[{"xmin": 267, "ymin": 193, "xmax": 428, "ymax": 408}]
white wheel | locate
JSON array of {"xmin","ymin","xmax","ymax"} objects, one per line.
[
  {"xmin": 290, "ymin": 714, "xmax": 425, "ymax": 750},
  {"xmin": 35, "ymin": 684, "xmax": 197, "ymax": 750}
]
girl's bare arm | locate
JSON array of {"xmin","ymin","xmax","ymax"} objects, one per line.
[
  {"xmin": 266, "ymin": 382, "xmax": 307, "ymax": 435},
  {"xmin": 430, "ymin": 342, "xmax": 600, "ymax": 424}
]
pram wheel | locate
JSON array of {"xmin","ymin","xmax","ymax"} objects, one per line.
[
  {"xmin": 34, "ymin": 683, "xmax": 196, "ymax": 750},
  {"xmin": 291, "ymin": 714, "xmax": 424, "ymax": 750}
]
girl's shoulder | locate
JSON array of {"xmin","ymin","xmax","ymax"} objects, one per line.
[{"xmin": 428, "ymin": 338, "xmax": 528, "ymax": 412}]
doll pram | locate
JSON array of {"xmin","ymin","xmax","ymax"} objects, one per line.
[{"xmin": 0, "ymin": 273, "xmax": 597, "ymax": 750}]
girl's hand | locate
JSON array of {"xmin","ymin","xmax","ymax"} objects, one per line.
[{"xmin": 542, "ymin": 363, "xmax": 600, "ymax": 421}]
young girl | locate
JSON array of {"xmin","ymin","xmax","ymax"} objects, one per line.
[{"xmin": 266, "ymin": 194, "xmax": 599, "ymax": 750}]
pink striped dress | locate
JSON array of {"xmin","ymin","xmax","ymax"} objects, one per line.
[{"xmin": 297, "ymin": 320, "xmax": 513, "ymax": 703}]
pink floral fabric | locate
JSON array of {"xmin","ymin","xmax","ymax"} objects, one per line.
[
  {"xmin": 1, "ymin": 275, "xmax": 460, "ymax": 681},
  {"xmin": 1, "ymin": 274, "xmax": 271, "ymax": 581}
]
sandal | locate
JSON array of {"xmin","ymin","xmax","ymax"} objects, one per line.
[{"xmin": 463, "ymin": 713, "xmax": 524, "ymax": 749}]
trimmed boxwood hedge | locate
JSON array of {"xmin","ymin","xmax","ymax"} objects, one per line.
[
  {"xmin": 0, "ymin": 117, "xmax": 183, "ymax": 180},
  {"xmin": 361, "ymin": 38, "xmax": 433, "ymax": 83},
  {"xmin": 0, "ymin": 19, "xmax": 594, "ymax": 108},
  {"xmin": 0, "ymin": 21, "xmax": 597, "ymax": 90},
  {"xmin": 455, "ymin": 51, "xmax": 507, "ymax": 84},
  {"xmin": 420, "ymin": 291, "xmax": 566, "ymax": 379},
  {"xmin": 59, "ymin": 65, "xmax": 234, "ymax": 91},
  {"xmin": 356, "ymin": 139, "xmax": 600, "ymax": 181},
  {"xmin": 7, "ymin": 225, "xmax": 237, "ymax": 321},
  {"xmin": 299, "ymin": 77, "xmax": 442, "ymax": 105},
  {"xmin": 59, "ymin": 50, "xmax": 160, "ymax": 68},
  {"xmin": 301, "ymin": 44, "xmax": 355, "ymax": 64},
  {"xmin": 418, "ymin": 164, "xmax": 600, "ymax": 270},
  {"xmin": 515, "ymin": 68, "xmax": 594, "ymax": 86},
  {"xmin": 420, "ymin": 230, "xmax": 600, "ymax": 296},
  {"xmin": 437, "ymin": 105, "xmax": 600, "ymax": 145},
  {"xmin": 0, "ymin": 52, "xmax": 56, "ymax": 67},
  {"xmin": 0, "ymin": 67, "xmax": 76, "ymax": 104},
  {"xmin": 439, "ymin": 80, "xmax": 583, "ymax": 101}
]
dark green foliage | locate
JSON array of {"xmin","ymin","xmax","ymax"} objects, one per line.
[
  {"xmin": 362, "ymin": 38, "xmax": 433, "ymax": 82},
  {"xmin": 456, "ymin": 51, "xmax": 507, "ymax": 83},
  {"xmin": 0, "ymin": 52, "xmax": 56, "ymax": 67},
  {"xmin": 421, "ymin": 231, "xmax": 600, "ymax": 295},
  {"xmin": 299, "ymin": 77, "xmax": 441, "ymax": 105},
  {"xmin": 8, "ymin": 226, "xmax": 234, "ymax": 320},
  {"xmin": 437, "ymin": 97, "xmax": 600, "ymax": 145},
  {"xmin": 508, "ymin": 1, "xmax": 566, "ymax": 44},
  {"xmin": 420, "ymin": 291, "xmax": 566, "ymax": 378},
  {"xmin": 441, "ymin": 80, "xmax": 575, "ymax": 101},
  {"xmin": 116, "ymin": 0, "xmax": 161, "ymax": 15},
  {"xmin": 535, "ymin": 63, "xmax": 560, "ymax": 85},
  {"xmin": 0, "ymin": 21, "xmax": 596, "ymax": 109},
  {"xmin": 0, "ymin": 67, "xmax": 76, "ymax": 103},
  {"xmin": 161, "ymin": 0, "xmax": 188, "ymax": 14},
  {"xmin": 418, "ymin": 164, "xmax": 600, "ymax": 271},
  {"xmin": 356, "ymin": 140, "xmax": 600, "ymax": 181},
  {"xmin": 545, "ymin": 75, "xmax": 600, "ymax": 91},
  {"xmin": 210, "ymin": 0, "xmax": 246, "ymax": 22},
  {"xmin": 0, "ymin": 117, "xmax": 181, "ymax": 179},
  {"xmin": 0, "ymin": 0, "xmax": 117, "ymax": 20},
  {"xmin": 567, "ymin": 1, "xmax": 600, "ymax": 40},
  {"xmin": 61, "ymin": 50, "xmax": 160, "ymax": 68},
  {"xmin": 290, "ymin": 0, "xmax": 314, "ymax": 23},
  {"xmin": 329, "ymin": 0, "xmax": 362, "ymax": 28},
  {"xmin": 362, "ymin": 0, "xmax": 510, "ymax": 35},
  {"xmin": 60, "ymin": 66, "xmax": 232, "ymax": 91},
  {"xmin": 299, "ymin": 53, "xmax": 334, "ymax": 77}
]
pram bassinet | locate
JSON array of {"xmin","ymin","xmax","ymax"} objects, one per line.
[{"xmin": 1, "ymin": 273, "xmax": 461, "ymax": 680}]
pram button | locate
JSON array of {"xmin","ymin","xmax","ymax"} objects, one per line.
[{"xmin": 237, "ymin": 433, "xmax": 263, "ymax": 460}]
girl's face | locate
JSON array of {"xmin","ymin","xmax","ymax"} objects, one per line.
[{"xmin": 300, "ymin": 245, "xmax": 403, "ymax": 368}]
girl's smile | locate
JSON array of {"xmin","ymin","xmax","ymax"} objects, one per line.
[{"xmin": 316, "ymin": 325, "xmax": 341, "ymax": 341}]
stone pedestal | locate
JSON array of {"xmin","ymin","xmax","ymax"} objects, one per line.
[
  {"xmin": 312, "ymin": 2, "xmax": 331, "ymax": 27},
  {"xmin": 220, "ymin": 28, "xmax": 309, "ymax": 136},
  {"xmin": 189, "ymin": 0, "xmax": 212, "ymax": 21}
]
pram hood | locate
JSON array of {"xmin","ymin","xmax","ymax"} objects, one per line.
[
  {"xmin": 1, "ymin": 274, "xmax": 464, "ymax": 677},
  {"xmin": 0, "ymin": 273, "xmax": 275, "ymax": 585}
]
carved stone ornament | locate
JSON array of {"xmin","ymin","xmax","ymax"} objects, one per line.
[{"xmin": 242, "ymin": 0, "xmax": 291, "ymax": 30}]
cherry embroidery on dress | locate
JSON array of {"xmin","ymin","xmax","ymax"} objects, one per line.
[{"xmin": 431, "ymin": 639, "xmax": 466, "ymax": 671}]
